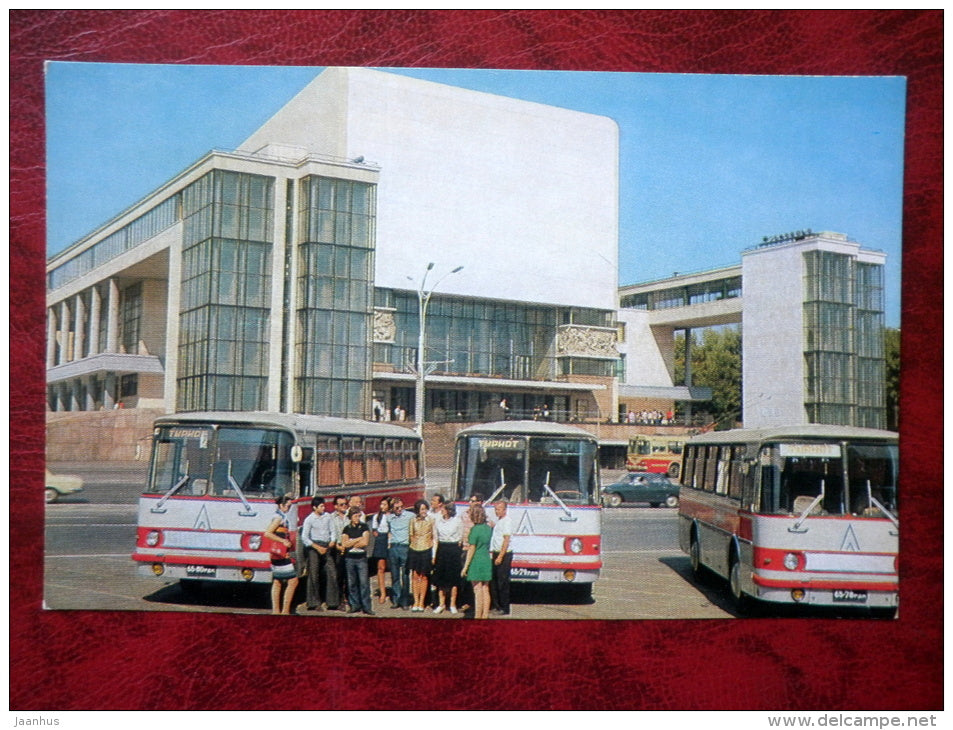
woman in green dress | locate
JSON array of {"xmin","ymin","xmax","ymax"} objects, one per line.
[{"xmin": 461, "ymin": 503, "xmax": 493, "ymax": 619}]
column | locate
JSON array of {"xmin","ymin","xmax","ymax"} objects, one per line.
[
  {"xmin": 103, "ymin": 372, "xmax": 117, "ymax": 410},
  {"xmin": 46, "ymin": 307, "xmax": 58, "ymax": 368},
  {"xmin": 58, "ymin": 300, "xmax": 70, "ymax": 364},
  {"xmin": 69, "ymin": 379, "xmax": 81, "ymax": 411},
  {"xmin": 88, "ymin": 284, "xmax": 102, "ymax": 356},
  {"xmin": 73, "ymin": 292, "xmax": 86, "ymax": 361},
  {"xmin": 105, "ymin": 278, "xmax": 120, "ymax": 353},
  {"xmin": 85, "ymin": 376, "xmax": 96, "ymax": 411}
]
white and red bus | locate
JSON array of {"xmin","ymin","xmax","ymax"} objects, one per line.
[
  {"xmin": 452, "ymin": 421, "xmax": 602, "ymax": 598},
  {"xmin": 132, "ymin": 411, "xmax": 424, "ymax": 587},
  {"xmin": 678, "ymin": 425, "xmax": 899, "ymax": 616}
]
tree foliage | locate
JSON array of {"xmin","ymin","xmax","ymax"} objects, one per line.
[
  {"xmin": 674, "ymin": 326, "xmax": 742, "ymax": 429},
  {"xmin": 884, "ymin": 327, "xmax": 900, "ymax": 430}
]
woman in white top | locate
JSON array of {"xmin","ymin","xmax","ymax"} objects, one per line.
[
  {"xmin": 431, "ymin": 501, "xmax": 464, "ymax": 614},
  {"xmin": 370, "ymin": 497, "xmax": 391, "ymax": 606}
]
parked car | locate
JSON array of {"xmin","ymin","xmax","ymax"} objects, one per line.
[
  {"xmin": 602, "ymin": 472, "xmax": 679, "ymax": 508},
  {"xmin": 45, "ymin": 468, "xmax": 84, "ymax": 504}
]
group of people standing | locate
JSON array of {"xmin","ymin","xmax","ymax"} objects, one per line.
[{"xmin": 265, "ymin": 491, "xmax": 514, "ymax": 618}]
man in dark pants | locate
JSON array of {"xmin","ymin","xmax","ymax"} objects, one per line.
[
  {"xmin": 490, "ymin": 500, "xmax": 513, "ymax": 615},
  {"xmin": 300, "ymin": 496, "xmax": 338, "ymax": 610}
]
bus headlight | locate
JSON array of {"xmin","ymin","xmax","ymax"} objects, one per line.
[
  {"xmin": 566, "ymin": 538, "xmax": 584, "ymax": 554},
  {"xmin": 783, "ymin": 552, "xmax": 800, "ymax": 571},
  {"xmin": 791, "ymin": 588, "xmax": 806, "ymax": 602},
  {"xmin": 151, "ymin": 563, "xmax": 165, "ymax": 576},
  {"xmin": 146, "ymin": 531, "xmax": 161, "ymax": 547},
  {"xmin": 248, "ymin": 535, "xmax": 262, "ymax": 550},
  {"xmin": 241, "ymin": 568, "xmax": 255, "ymax": 582},
  {"xmin": 563, "ymin": 570, "xmax": 577, "ymax": 582}
]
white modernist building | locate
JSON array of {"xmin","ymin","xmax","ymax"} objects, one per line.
[
  {"xmin": 618, "ymin": 231, "xmax": 887, "ymax": 430},
  {"xmin": 45, "ymin": 68, "xmax": 887, "ymax": 442},
  {"xmin": 46, "ymin": 67, "xmax": 624, "ymax": 425}
]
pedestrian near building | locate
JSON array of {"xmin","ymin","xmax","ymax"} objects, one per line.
[
  {"xmin": 330, "ymin": 495, "xmax": 350, "ymax": 610},
  {"xmin": 341, "ymin": 508, "xmax": 374, "ymax": 615},
  {"xmin": 387, "ymin": 497, "xmax": 413, "ymax": 609},
  {"xmin": 432, "ymin": 500, "xmax": 463, "ymax": 614},
  {"xmin": 490, "ymin": 500, "xmax": 514, "ymax": 616},
  {"xmin": 263, "ymin": 495, "xmax": 299, "ymax": 615},
  {"xmin": 408, "ymin": 499, "xmax": 435, "ymax": 612},
  {"xmin": 461, "ymin": 503, "xmax": 493, "ymax": 620},
  {"xmin": 300, "ymin": 496, "xmax": 338, "ymax": 610},
  {"xmin": 369, "ymin": 497, "xmax": 391, "ymax": 606}
]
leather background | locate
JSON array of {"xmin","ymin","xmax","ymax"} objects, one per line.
[{"xmin": 10, "ymin": 10, "xmax": 942, "ymax": 711}]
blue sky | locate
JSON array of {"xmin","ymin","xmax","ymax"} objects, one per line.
[{"xmin": 46, "ymin": 63, "xmax": 906, "ymax": 326}]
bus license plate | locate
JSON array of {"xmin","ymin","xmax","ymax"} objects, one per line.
[
  {"xmin": 185, "ymin": 565, "xmax": 217, "ymax": 578},
  {"xmin": 512, "ymin": 567, "xmax": 540, "ymax": 580},
  {"xmin": 833, "ymin": 589, "xmax": 867, "ymax": 603}
]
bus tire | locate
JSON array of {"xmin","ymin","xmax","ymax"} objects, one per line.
[
  {"xmin": 689, "ymin": 529, "xmax": 703, "ymax": 579},
  {"xmin": 667, "ymin": 463, "xmax": 680, "ymax": 478},
  {"xmin": 728, "ymin": 553, "xmax": 751, "ymax": 615}
]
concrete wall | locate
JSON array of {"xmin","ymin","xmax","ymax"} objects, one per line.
[
  {"xmin": 617, "ymin": 309, "xmax": 675, "ymax": 387},
  {"xmin": 742, "ymin": 243, "xmax": 807, "ymax": 427},
  {"xmin": 241, "ymin": 67, "xmax": 620, "ymax": 311},
  {"xmin": 46, "ymin": 408, "xmax": 164, "ymax": 462}
]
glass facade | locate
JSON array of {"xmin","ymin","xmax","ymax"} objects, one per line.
[
  {"xmin": 177, "ymin": 170, "xmax": 274, "ymax": 412},
  {"xmin": 294, "ymin": 176, "xmax": 376, "ymax": 419},
  {"xmin": 374, "ymin": 291, "xmax": 560, "ymax": 380},
  {"xmin": 803, "ymin": 251, "xmax": 886, "ymax": 428},
  {"xmin": 620, "ymin": 275, "xmax": 742, "ymax": 310},
  {"xmin": 48, "ymin": 195, "xmax": 180, "ymax": 291},
  {"xmin": 120, "ymin": 282, "xmax": 142, "ymax": 355}
]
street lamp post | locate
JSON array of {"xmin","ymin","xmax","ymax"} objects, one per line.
[{"xmin": 410, "ymin": 262, "xmax": 463, "ymax": 435}]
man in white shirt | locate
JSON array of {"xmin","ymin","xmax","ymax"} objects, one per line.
[
  {"xmin": 490, "ymin": 500, "xmax": 514, "ymax": 616},
  {"xmin": 300, "ymin": 496, "xmax": 338, "ymax": 610}
]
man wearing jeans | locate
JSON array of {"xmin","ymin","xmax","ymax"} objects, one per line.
[{"xmin": 386, "ymin": 497, "xmax": 413, "ymax": 609}]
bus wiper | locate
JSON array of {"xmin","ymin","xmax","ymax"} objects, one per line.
[
  {"xmin": 540, "ymin": 472, "xmax": 577, "ymax": 522},
  {"xmin": 226, "ymin": 474, "xmax": 258, "ymax": 517},
  {"xmin": 485, "ymin": 469, "xmax": 507, "ymax": 505},
  {"xmin": 789, "ymin": 480, "xmax": 825, "ymax": 533},
  {"xmin": 866, "ymin": 480, "xmax": 899, "ymax": 531},
  {"xmin": 151, "ymin": 475, "xmax": 190, "ymax": 513}
]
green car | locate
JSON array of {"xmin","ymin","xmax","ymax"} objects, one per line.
[
  {"xmin": 601, "ymin": 472, "xmax": 679, "ymax": 508},
  {"xmin": 45, "ymin": 469, "xmax": 84, "ymax": 504}
]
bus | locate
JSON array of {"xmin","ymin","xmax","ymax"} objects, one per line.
[
  {"xmin": 452, "ymin": 421, "xmax": 602, "ymax": 597},
  {"xmin": 132, "ymin": 411, "xmax": 424, "ymax": 586},
  {"xmin": 626, "ymin": 435, "xmax": 684, "ymax": 477},
  {"xmin": 677, "ymin": 425, "xmax": 899, "ymax": 616}
]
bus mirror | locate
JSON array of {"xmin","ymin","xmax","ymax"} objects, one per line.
[{"xmin": 291, "ymin": 445, "xmax": 303, "ymax": 463}]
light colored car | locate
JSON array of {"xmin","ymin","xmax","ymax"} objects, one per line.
[{"xmin": 45, "ymin": 469, "xmax": 84, "ymax": 504}]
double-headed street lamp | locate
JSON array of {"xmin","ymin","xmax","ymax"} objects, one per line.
[{"xmin": 408, "ymin": 262, "xmax": 463, "ymax": 434}]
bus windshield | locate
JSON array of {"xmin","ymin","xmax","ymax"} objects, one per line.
[
  {"xmin": 456, "ymin": 435, "xmax": 598, "ymax": 505},
  {"xmin": 147, "ymin": 425, "xmax": 296, "ymax": 499},
  {"xmin": 758, "ymin": 440, "xmax": 898, "ymax": 518}
]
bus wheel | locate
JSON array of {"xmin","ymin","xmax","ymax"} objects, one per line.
[
  {"xmin": 607, "ymin": 493, "xmax": 623, "ymax": 508},
  {"xmin": 668, "ymin": 463, "xmax": 680, "ymax": 478},
  {"xmin": 728, "ymin": 555, "xmax": 751, "ymax": 614},
  {"xmin": 689, "ymin": 531, "xmax": 703, "ymax": 578},
  {"xmin": 665, "ymin": 495, "xmax": 679, "ymax": 508}
]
